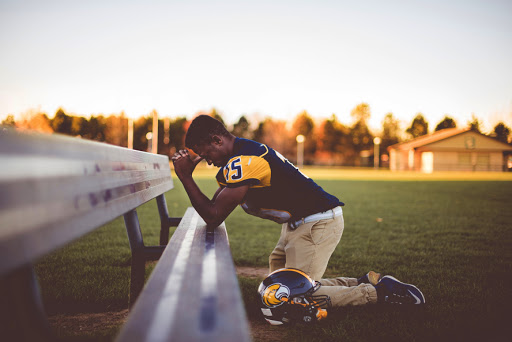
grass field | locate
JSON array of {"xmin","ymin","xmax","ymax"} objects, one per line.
[{"xmin": 35, "ymin": 168, "xmax": 512, "ymax": 341}]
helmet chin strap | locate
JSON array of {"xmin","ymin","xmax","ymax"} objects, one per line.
[
  {"xmin": 282, "ymin": 296, "xmax": 330, "ymax": 323},
  {"xmin": 316, "ymin": 307, "xmax": 328, "ymax": 321}
]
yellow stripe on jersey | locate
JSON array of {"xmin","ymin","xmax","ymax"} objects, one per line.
[
  {"xmin": 259, "ymin": 144, "xmax": 269, "ymax": 158},
  {"xmin": 224, "ymin": 155, "xmax": 271, "ymax": 187}
]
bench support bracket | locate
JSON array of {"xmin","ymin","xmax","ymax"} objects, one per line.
[{"xmin": 124, "ymin": 194, "xmax": 182, "ymax": 307}]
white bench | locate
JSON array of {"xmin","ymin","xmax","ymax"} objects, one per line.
[
  {"xmin": 0, "ymin": 128, "xmax": 250, "ymax": 342},
  {"xmin": 117, "ymin": 208, "xmax": 251, "ymax": 342}
]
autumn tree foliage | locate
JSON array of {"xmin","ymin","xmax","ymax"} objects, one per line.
[
  {"xmin": 6, "ymin": 104, "xmax": 508, "ymax": 166},
  {"xmin": 491, "ymin": 122, "xmax": 511, "ymax": 144},
  {"xmin": 435, "ymin": 116, "xmax": 457, "ymax": 131},
  {"xmin": 381, "ymin": 113, "xmax": 401, "ymax": 151},
  {"xmin": 316, "ymin": 114, "xmax": 351, "ymax": 165},
  {"xmin": 292, "ymin": 111, "xmax": 316, "ymax": 164},
  {"xmin": 231, "ymin": 115, "xmax": 252, "ymax": 140},
  {"xmin": 252, "ymin": 118, "xmax": 294, "ymax": 158},
  {"xmin": 16, "ymin": 109, "xmax": 53, "ymax": 133},
  {"xmin": 406, "ymin": 113, "xmax": 429, "ymax": 138}
]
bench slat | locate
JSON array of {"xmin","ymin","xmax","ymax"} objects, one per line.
[
  {"xmin": 0, "ymin": 129, "xmax": 173, "ymax": 275},
  {"xmin": 117, "ymin": 208, "xmax": 251, "ymax": 342}
]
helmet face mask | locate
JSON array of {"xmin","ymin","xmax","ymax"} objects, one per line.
[{"xmin": 258, "ymin": 268, "xmax": 331, "ymax": 325}]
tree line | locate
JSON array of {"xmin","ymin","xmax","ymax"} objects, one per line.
[{"xmin": 2, "ymin": 104, "xmax": 511, "ymax": 166}]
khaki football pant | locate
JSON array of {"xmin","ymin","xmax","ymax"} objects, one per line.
[{"xmin": 268, "ymin": 213, "xmax": 377, "ymax": 306}]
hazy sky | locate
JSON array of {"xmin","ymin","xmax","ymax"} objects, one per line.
[{"xmin": 1, "ymin": 0, "xmax": 511, "ymax": 132}]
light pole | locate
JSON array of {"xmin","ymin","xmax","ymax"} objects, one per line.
[
  {"xmin": 296, "ymin": 134, "xmax": 305, "ymax": 168},
  {"xmin": 146, "ymin": 132, "xmax": 153, "ymax": 153},
  {"xmin": 373, "ymin": 137, "xmax": 381, "ymax": 169},
  {"xmin": 127, "ymin": 118, "xmax": 134, "ymax": 149},
  {"xmin": 152, "ymin": 110, "xmax": 158, "ymax": 154}
]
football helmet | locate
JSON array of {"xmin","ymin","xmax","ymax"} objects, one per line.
[{"xmin": 258, "ymin": 268, "xmax": 331, "ymax": 325}]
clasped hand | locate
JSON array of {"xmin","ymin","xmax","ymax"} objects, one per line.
[{"xmin": 171, "ymin": 149, "xmax": 203, "ymax": 179}]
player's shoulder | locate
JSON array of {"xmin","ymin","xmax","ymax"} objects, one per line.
[{"xmin": 232, "ymin": 138, "xmax": 269, "ymax": 159}]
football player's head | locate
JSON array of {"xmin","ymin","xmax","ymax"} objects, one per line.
[{"xmin": 185, "ymin": 115, "xmax": 233, "ymax": 167}]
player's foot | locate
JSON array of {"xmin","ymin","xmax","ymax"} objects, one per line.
[
  {"xmin": 357, "ymin": 271, "xmax": 381, "ymax": 285},
  {"xmin": 375, "ymin": 276, "xmax": 425, "ymax": 304}
]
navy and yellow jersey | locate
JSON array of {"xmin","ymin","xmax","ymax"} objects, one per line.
[{"xmin": 215, "ymin": 138, "xmax": 343, "ymax": 223}]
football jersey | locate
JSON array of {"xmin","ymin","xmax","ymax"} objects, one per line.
[{"xmin": 215, "ymin": 138, "xmax": 344, "ymax": 223}]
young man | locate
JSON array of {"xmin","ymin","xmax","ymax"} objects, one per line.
[{"xmin": 172, "ymin": 115, "xmax": 425, "ymax": 307}]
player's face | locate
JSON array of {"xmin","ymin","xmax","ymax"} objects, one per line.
[{"xmin": 192, "ymin": 141, "xmax": 229, "ymax": 168}]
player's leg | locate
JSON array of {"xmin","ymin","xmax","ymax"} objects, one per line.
[
  {"xmin": 284, "ymin": 214, "xmax": 344, "ymax": 280},
  {"xmin": 268, "ymin": 223, "xmax": 287, "ymax": 273},
  {"xmin": 319, "ymin": 277, "xmax": 357, "ymax": 287},
  {"xmin": 315, "ymin": 283, "xmax": 378, "ymax": 307},
  {"xmin": 316, "ymin": 274, "xmax": 426, "ymax": 307}
]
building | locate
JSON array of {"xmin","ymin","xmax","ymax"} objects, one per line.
[{"xmin": 388, "ymin": 128, "xmax": 512, "ymax": 172}]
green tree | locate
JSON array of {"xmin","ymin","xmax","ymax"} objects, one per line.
[
  {"xmin": 350, "ymin": 103, "xmax": 371, "ymax": 123},
  {"xmin": 83, "ymin": 115, "xmax": 107, "ymax": 141},
  {"xmin": 231, "ymin": 115, "xmax": 251, "ymax": 139},
  {"xmin": 210, "ymin": 108, "xmax": 225, "ymax": 126},
  {"xmin": 105, "ymin": 113, "xmax": 128, "ymax": 147},
  {"xmin": 169, "ymin": 116, "xmax": 188, "ymax": 151},
  {"xmin": 351, "ymin": 120, "xmax": 373, "ymax": 148},
  {"xmin": 252, "ymin": 120, "xmax": 266, "ymax": 144},
  {"xmin": 252, "ymin": 118, "xmax": 293, "ymax": 158},
  {"xmin": 381, "ymin": 112, "xmax": 401, "ymax": 149},
  {"xmin": 406, "ymin": 113, "xmax": 429, "ymax": 139},
  {"xmin": 491, "ymin": 122, "xmax": 510, "ymax": 144},
  {"xmin": 133, "ymin": 116, "xmax": 153, "ymax": 151},
  {"xmin": 292, "ymin": 111, "xmax": 317, "ymax": 164},
  {"xmin": 51, "ymin": 108, "xmax": 73, "ymax": 135},
  {"xmin": 71, "ymin": 116, "xmax": 87, "ymax": 137},
  {"xmin": 435, "ymin": 116, "xmax": 457, "ymax": 131},
  {"xmin": 1, "ymin": 115, "xmax": 15, "ymax": 126},
  {"xmin": 319, "ymin": 115, "xmax": 342, "ymax": 152},
  {"xmin": 467, "ymin": 114, "xmax": 482, "ymax": 132},
  {"xmin": 349, "ymin": 103, "xmax": 373, "ymax": 162},
  {"xmin": 317, "ymin": 114, "xmax": 352, "ymax": 165}
]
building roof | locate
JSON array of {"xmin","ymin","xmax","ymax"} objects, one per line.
[
  {"xmin": 387, "ymin": 127, "xmax": 512, "ymax": 152},
  {"xmin": 388, "ymin": 128, "xmax": 469, "ymax": 151}
]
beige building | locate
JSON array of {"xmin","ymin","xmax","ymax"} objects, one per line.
[{"xmin": 388, "ymin": 128, "xmax": 512, "ymax": 172}]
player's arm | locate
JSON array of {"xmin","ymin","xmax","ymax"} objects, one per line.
[
  {"xmin": 177, "ymin": 176, "xmax": 248, "ymax": 227},
  {"xmin": 212, "ymin": 187, "xmax": 223, "ymax": 202},
  {"xmin": 172, "ymin": 151, "xmax": 248, "ymax": 227}
]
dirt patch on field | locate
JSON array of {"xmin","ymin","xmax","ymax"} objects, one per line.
[
  {"xmin": 48, "ymin": 309, "xmax": 129, "ymax": 335},
  {"xmin": 249, "ymin": 319, "xmax": 286, "ymax": 342},
  {"xmin": 237, "ymin": 266, "xmax": 269, "ymax": 278},
  {"xmin": 48, "ymin": 267, "xmax": 275, "ymax": 340},
  {"xmin": 49, "ymin": 309, "xmax": 283, "ymax": 341}
]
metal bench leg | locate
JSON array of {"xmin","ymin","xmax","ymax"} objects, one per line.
[
  {"xmin": 156, "ymin": 194, "xmax": 181, "ymax": 245},
  {"xmin": 124, "ymin": 198, "xmax": 182, "ymax": 308},
  {"xmin": 124, "ymin": 209, "xmax": 146, "ymax": 308},
  {"xmin": 0, "ymin": 265, "xmax": 52, "ymax": 342}
]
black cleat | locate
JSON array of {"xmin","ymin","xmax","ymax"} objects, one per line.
[{"xmin": 375, "ymin": 276, "xmax": 425, "ymax": 304}]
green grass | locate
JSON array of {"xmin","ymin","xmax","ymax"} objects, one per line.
[{"xmin": 35, "ymin": 169, "xmax": 512, "ymax": 341}]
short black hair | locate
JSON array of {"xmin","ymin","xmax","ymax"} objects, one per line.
[{"xmin": 185, "ymin": 115, "xmax": 230, "ymax": 148}]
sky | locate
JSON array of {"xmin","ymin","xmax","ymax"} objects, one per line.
[{"xmin": 1, "ymin": 0, "xmax": 511, "ymax": 133}]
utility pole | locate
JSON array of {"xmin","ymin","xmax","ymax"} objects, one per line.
[
  {"xmin": 152, "ymin": 110, "xmax": 158, "ymax": 154},
  {"xmin": 373, "ymin": 137, "xmax": 381, "ymax": 169},
  {"xmin": 128, "ymin": 118, "xmax": 134, "ymax": 149}
]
